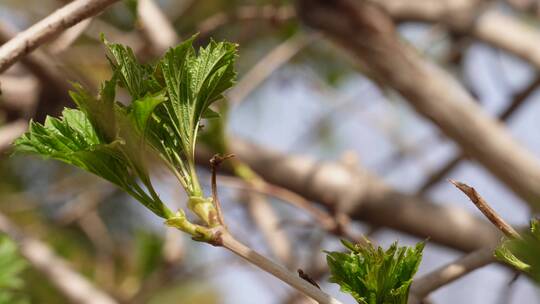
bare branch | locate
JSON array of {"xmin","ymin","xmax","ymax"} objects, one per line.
[
  {"xmin": 297, "ymin": 0, "xmax": 540, "ymax": 210},
  {"xmin": 372, "ymin": 0, "xmax": 540, "ymax": 70},
  {"xmin": 418, "ymin": 62, "xmax": 540, "ymax": 194},
  {"xmin": 219, "ymin": 231, "xmax": 343, "ymax": 304},
  {"xmin": 0, "ymin": 0, "xmax": 119, "ymax": 72},
  {"xmin": 198, "ymin": 139, "xmax": 501, "ymax": 252},
  {"xmin": 0, "ymin": 212, "xmax": 118, "ymax": 304},
  {"xmin": 450, "ymin": 180, "xmax": 521, "ymax": 239},
  {"xmin": 210, "ymin": 154, "xmax": 235, "ymax": 226},
  {"xmin": 410, "ymin": 247, "xmax": 496, "ymax": 300}
]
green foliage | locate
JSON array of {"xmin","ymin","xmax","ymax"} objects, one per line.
[
  {"xmin": 326, "ymin": 240, "xmax": 425, "ymax": 304},
  {"xmin": 495, "ymin": 219, "xmax": 540, "ymax": 283},
  {"xmin": 0, "ymin": 235, "xmax": 29, "ymax": 304},
  {"xmin": 14, "ymin": 36, "xmax": 237, "ymax": 227}
]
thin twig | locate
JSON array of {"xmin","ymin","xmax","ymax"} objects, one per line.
[
  {"xmin": 218, "ymin": 231, "xmax": 343, "ymax": 304},
  {"xmin": 0, "ymin": 0, "xmax": 119, "ymax": 72},
  {"xmin": 450, "ymin": 180, "xmax": 520, "ymax": 239},
  {"xmin": 418, "ymin": 74, "xmax": 540, "ymax": 194},
  {"xmin": 216, "ymin": 174, "xmax": 365, "ymax": 245},
  {"xmin": 210, "ymin": 154, "xmax": 235, "ymax": 226}
]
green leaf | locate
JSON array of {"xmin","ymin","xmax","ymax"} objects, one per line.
[
  {"xmin": 130, "ymin": 91, "xmax": 168, "ymax": 135},
  {"xmin": 14, "ymin": 105, "xmax": 172, "ymax": 219},
  {"xmin": 12, "ymin": 36, "xmax": 237, "ymax": 226},
  {"xmin": 326, "ymin": 240, "xmax": 425, "ymax": 304},
  {"xmin": 102, "ymin": 36, "xmax": 161, "ymax": 99},
  {"xmin": 148, "ymin": 36, "xmax": 237, "ymax": 195}
]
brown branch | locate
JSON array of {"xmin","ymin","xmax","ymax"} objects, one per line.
[
  {"xmin": 372, "ymin": 0, "xmax": 540, "ymax": 71},
  {"xmin": 0, "ymin": 0, "xmax": 119, "ymax": 72},
  {"xmin": 450, "ymin": 180, "xmax": 521, "ymax": 239},
  {"xmin": 0, "ymin": 21, "xmax": 74, "ymax": 118},
  {"xmin": 410, "ymin": 247, "xmax": 496, "ymax": 300},
  {"xmin": 215, "ymin": 174, "xmax": 366, "ymax": 247},
  {"xmin": 219, "ymin": 231, "xmax": 343, "ymax": 304},
  {"xmin": 210, "ymin": 154, "xmax": 234, "ymax": 226},
  {"xmin": 198, "ymin": 139, "xmax": 501, "ymax": 252},
  {"xmin": 297, "ymin": 0, "xmax": 540, "ymax": 210},
  {"xmin": 0, "ymin": 212, "xmax": 118, "ymax": 304},
  {"xmin": 418, "ymin": 73, "xmax": 540, "ymax": 194}
]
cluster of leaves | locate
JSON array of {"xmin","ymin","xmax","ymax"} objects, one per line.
[
  {"xmin": 326, "ymin": 240, "xmax": 424, "ymax": 304},
  {"xmin": 14, "ymin": 36, "xmax": 237, "ymax": 226},
  {"xmin": 495, "ymin": 219, "xmax": 540, "ymax": 283},
  {"xmin": 0, "ymin": 235, "xmax": 28, "ymax": 304}
]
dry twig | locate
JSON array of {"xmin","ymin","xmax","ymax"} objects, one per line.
[{"xmin": 450, "ymin": 180, "xmax": 520, "ymax": 239}]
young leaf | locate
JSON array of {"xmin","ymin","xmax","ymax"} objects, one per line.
[
  {"xmin": 13, "ymin": 36, "xmax": 237, "ymax": 229},
  {"xmin": 146, "ymin": 37, "xmax": 237, "ymax": 195},
  {"xmin": 14, "ymin": 95, "xmax": 172, "ymax": 219},
  {"xmin": 102, "ymin": 37, "xmax": 161, "ymax": 99},
  {"xmin": 326, "ymin": 240, "xmax": 424, "ymax": 304}
]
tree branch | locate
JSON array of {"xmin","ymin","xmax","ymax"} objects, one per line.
[
  {"xmin": 219, "ymin": 231, "xmax": 343, "ymax": 304},
  {"xmin": 0, "ymin": 0, "xmax": 119, "ymax": 72},
  {"xmin": 296, "ymin": 0, "xmax": 540, "ymax": 210},
  {"xmin": 0, "ymin": 212, "xmax": 118, "ymax": 304},
  {"xmin": 418, "ymin": 73, "xmax": 540, "ymax": 194},
  {"xmin": 198, "ymin": 139, "xmax": 501, "ymax": 252},
  {"xmin": 410, "ymin": 247, "xmax": 496, "ymax": 300}
]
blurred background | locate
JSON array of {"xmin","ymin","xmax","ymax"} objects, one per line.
[{"xmin": 1, "ymin": 0, "xmax": 540, "ymax": 303}]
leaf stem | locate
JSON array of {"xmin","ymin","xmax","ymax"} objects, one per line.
[{"xmin": 218, "ymin": 231, "xmax": 343, "ymax": 304}]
